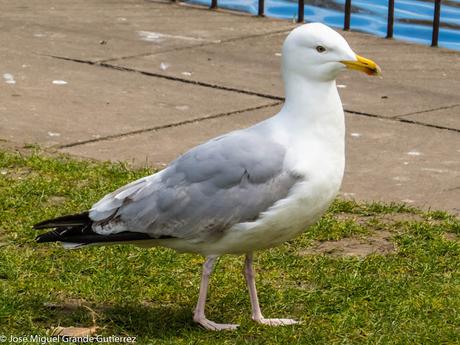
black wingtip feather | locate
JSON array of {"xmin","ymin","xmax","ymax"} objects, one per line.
[
  {"xmin": 34, "ymin": 211, "xmax": 156, "ymax": 245},
  {"xmin": 36, "ymin": 229, "xmax": 69, "ymax": 243},
  {"xmin": 33, "ymin": 212, "xmax": 90, "ymax": 229}
]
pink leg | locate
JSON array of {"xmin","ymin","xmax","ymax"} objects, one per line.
[
  {"xmin": 244, "ymin": 253, "xmax": 299, "ymax": 326},
  {"xmin": 193, "ymin": 255, "xmax": 239, "ymax": 331}
]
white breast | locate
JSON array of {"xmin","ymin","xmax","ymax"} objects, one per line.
[{"xmin": 195, "ymin": 138, "xmax": 344, "ymax": 256}]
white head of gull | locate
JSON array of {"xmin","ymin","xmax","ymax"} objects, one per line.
[{"xmin": 34, "ymin": 23, "xmax": 381, "ymax": 331}]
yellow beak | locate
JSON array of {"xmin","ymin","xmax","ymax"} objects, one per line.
[{"xmin": 341, "ymin": 54, "xmax": 381, "ymax": 76}]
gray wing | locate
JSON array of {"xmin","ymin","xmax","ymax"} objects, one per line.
[{"xmin": 89, "ymin": 129, "xmax": 300, "ymax": 242}]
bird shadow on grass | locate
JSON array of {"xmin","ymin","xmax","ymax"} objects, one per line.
[
  {"xmin": 100, "ymin": 303, "xmax": 199, "ymax": 338},
  {"xmin": 35, "ymin": 298, "xmax": 205, "ymax": 339}
]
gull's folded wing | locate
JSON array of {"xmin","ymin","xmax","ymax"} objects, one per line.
[{"xmin": 89, "ymin": 128, "xmax": 300, "ymax": 243}]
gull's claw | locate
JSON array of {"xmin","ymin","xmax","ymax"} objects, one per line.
[
  {"xmin": 194, "ymin": 317, "xmax": 239, "ymax": 331},
  {"xmin": 254, "ymin": 318, "xmax": 300, "ymax": 326}
]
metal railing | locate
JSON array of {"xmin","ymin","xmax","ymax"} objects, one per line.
[{"xmin": 204, "ymin": 0, "xmax": 443, "ymax": 47}]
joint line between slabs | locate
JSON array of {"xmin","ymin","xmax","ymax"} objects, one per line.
[
  {"xmin": 392, "ymin": 104, "xmax": 460, "ymax": 118},
  {"xmin": 55, "ymin": 102, "xmax": 282, "ymax": 149},
  {"xmin": 99, "ymin": 28, "xmax": 292, "ymax": 64},
  {"xmin": 45, "ymin": 54, "xmax": 284, "ymax": 101},
  {"xmin": 397, "ymin": 118, "xmax": 460, "ymax": 133},
  {"xmin": 345, "ymin": 110, "xmax": 460, "ymax": 134}
]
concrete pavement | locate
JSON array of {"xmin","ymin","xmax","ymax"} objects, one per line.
[{"xmin": 1, "ymin": 0, "xmax": 459, "ymax": 215}]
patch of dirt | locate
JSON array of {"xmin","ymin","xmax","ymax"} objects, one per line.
[
  {"xmin": 335, "ymin": 212, "xmax": 425, "ymax": 226},
  {"xmin": 44, "ymin": 298, "xmax": 89, "ymax": 311},
  {"xmin": 300, "ymin": 231, "xmax": 396, "ymax": 258},
  {"xmin": 47, "ymin": 299, "xmax": 101, "ymax": 337},
  {"xmin": 46, "ymin": 195, "xmax": 67, "ymax": 206},
  {"xmin": 443, "ymin": 232, "xmax": 459, "ymax": 242},
  {"xmin": 376, "ymin": 213, "xmax": 425, "ymax": 224},
  {"xmin": 51, "ymin": 326, "xmax": 99, "ymax": 337},
  {"xmin": 0, "ymin": 233, "xmax": 8, "ymax": 248},
  {"xmin": 1, "ymin": 166, "xmax": 34, "ymax": 180}
]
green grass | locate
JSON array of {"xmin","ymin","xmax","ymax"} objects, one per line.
[{"xmin": 0, "ymin": 149, "xmax": 459, "ymax": 344}]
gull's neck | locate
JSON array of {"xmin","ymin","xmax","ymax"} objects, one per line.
[
  {"xmin": 280, "ymin": 74, "xmax": 343, "ymax": 129},
  {"xmin": 267, "ymin": 72, "xmax": 345, "ymax": 153}
]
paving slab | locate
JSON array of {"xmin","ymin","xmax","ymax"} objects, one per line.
[
  {"xmin": 60, "ymin": 105, "xmax": 460, "ymax": 215},
  {"xmin": 110, "ymin": 28, "xmax": 460, "ymax": 119},
  {"xmin": 0, "ymin": 0, "xmax": 293, "ymax": 62},
  {"xmin": 398, "ymin": 106, "xmax": 460, "ymax": 131},
  {"xmin": 342, "ymin": 114, "xmax": 460, "ymax": 215},
  {"xmin": 108, "ymin": 31, "xmax": 286, "ymax": 98},
  {"xmin": 0, "ymin": 51, "xmax": 270, "ymax": 147}
]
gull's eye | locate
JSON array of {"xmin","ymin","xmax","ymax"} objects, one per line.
[{"xmin": 316, "ymin": 45, "xmax": 327, "ymax": 53}]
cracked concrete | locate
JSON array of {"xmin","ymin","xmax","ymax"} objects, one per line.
[
  {"xmin": 0, "ymin": 0, "xmax": 459, "ymax": 215},
  {"xmin": 398, "ymin": 105, "xmax": 460, "ymax": 132}
]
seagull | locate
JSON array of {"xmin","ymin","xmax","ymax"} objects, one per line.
[{"xmin": 34, "ymin": 23, "xmax": 380, "ymax": 331}]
